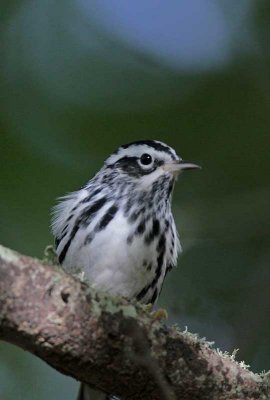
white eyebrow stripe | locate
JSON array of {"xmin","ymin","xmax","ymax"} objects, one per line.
[{"xmin": 105, "ymin": 144, "xmax": 177, "ymax": 165}]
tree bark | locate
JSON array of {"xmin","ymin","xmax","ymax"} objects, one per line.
[{"xmin": 0, "ymin": 244, "xmax": 268, "ymax": 400}]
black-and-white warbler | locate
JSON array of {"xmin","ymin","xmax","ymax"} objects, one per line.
[{"xmin": 52, "ymin": 140, "xmax": 200, "ymax": 400}]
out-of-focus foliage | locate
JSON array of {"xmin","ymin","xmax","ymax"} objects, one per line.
[{"xmin": 0, "ymin": 1, "xmax": 269, "ymax": 399}]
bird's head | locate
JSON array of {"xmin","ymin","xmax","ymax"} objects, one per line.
[{"xmin": 104, "ymin": 140, "xmax": 200, "ymax": 194}]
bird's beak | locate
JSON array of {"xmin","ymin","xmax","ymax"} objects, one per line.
[{"xmin": 162, "ymin": 160, "xmax": 201, "ymax": 177}]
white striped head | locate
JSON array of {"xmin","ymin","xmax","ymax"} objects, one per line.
[{"xmin": 105, "ymin": 140, "xmax": 199, "ymax": 188}]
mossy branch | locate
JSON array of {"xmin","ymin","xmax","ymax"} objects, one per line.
[{"xmin": 0, "ymin": 244, "xmax": 268, "ymax": 399}]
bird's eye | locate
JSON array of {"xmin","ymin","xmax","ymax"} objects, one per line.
[{"xmin": 139, "ymin": 153, "xmax": 153, "ymax": 166}]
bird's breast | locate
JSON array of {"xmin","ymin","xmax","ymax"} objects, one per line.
[{"xmin": 61, "ymin": 208, "xmax": 170, "ymax": 300}]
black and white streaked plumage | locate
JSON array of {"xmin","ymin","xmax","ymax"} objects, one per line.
[{"xmin": 51, "ymin": 140, "xmax": 199, "ymax": 400}]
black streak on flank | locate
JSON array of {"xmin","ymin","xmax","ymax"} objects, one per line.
[
  {"xmin": 58, "ymin": 197, "xmax": 107, "ymax": 263},
  {"xmin": 128, "ymin": 206, "xmax": 145, "ymax": 223},
  {"xmin": 96, "ymin": 205, "xmax": 118, "ymax": 231},
  {"xmin": 156, "ymin": 250, "xmax": 165, "ymax": 277},
  {"xmin": 71, "ymin": 203, "xmax": 79, "ymax": 213},
  {"xmin": 150, "ymin": 252, "xmax": 164, "ymax": 289},
  {"xmin": 58, "ymin": 225, "xmax": 80, "ymax": 264},
  {"xmin": 136, "ymin": 219, "xmax": 146, "ymax": 235},
  {"xmin": 80, "ymin": 187, "xmax": 102, "ymax": 205},
  {"xmin": 55, "ymin": 237, "xmax": 60, "ymax": 249},
  {"xmin": 81, "ymin": 197, "xmax": 108, "ymax": 226},
  {"xmin": 145, "ymin": 219, "xmax": 160, "ymax": 244},
  {"xmin": 149, "ymin": 288, "xmax": 158, "ymax": 304},
  {"xmin": 136, "ymin": 282, "xmax": 152, "ymax": 301},
  {"xmin": 66, "ymin": 213, "xmax": 74, "ymax": 223},
  {"xmin": 137, "ymin": 234, "xmax": 167, "ymax": 301},
  {"xmin": 55, "ymin": 229, "xmax": 68, "ymax": 249},
  {"xmin": 150, "ymin": 234, "xmax": 166, "ymax": 289},
  {"xmin": 157, "ymin": 234, "xmax": 166, "ymax": 253}
]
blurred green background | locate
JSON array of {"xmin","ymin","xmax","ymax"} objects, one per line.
[{"xmin": 1, "ymin": 0, "xmax": 270, "ymax": 398}]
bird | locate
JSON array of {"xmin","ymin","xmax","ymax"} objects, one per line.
[{"xmin": 51, "ymin": 139, "xmax": 200, "ymax": 400}]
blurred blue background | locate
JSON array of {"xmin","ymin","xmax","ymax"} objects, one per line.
[{"xmin": 1, "ymin": 1, "xmax": 270, "ymax": 398}]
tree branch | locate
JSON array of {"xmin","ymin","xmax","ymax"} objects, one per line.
[{"xmin": 0, "ymin": 244, "xmax": 268, "ymax": 399}]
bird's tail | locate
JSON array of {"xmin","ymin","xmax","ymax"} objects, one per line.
[{"xmin": 77, "ymin": 384, "xmax": 119, "ymax": 400}]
